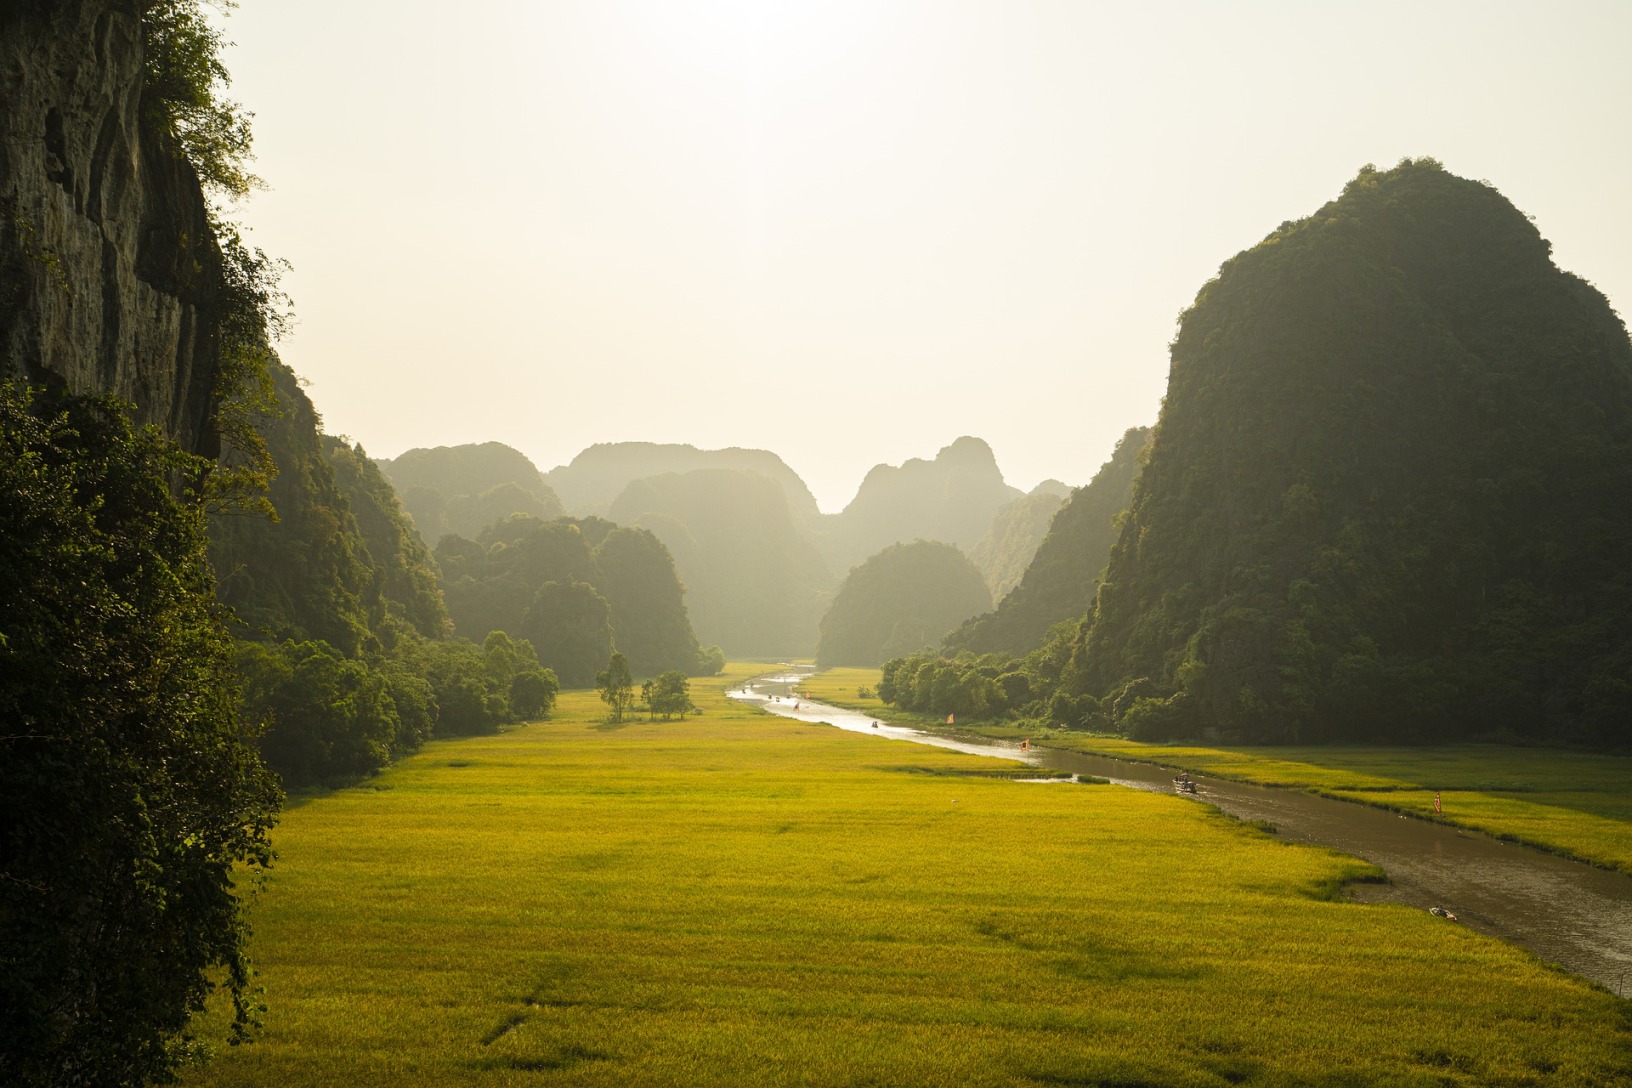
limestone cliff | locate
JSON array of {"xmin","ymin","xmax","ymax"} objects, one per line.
[{"xmin": 0, "ymin": 0, "xmax": 222, "ymax": 458}]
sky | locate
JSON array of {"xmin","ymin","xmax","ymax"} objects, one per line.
[{"xmin": 215, "ymin": 0, "xmax": 1632, "ymax": 512}]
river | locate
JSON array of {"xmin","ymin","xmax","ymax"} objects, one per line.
[{"xmin": 730, "ymin": 671, "xmax": 1632, "ymax": 995}]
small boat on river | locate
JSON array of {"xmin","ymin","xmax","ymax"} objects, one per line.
[{"xmin": 1174, "ymin": 775, "xmax": 1198, "ymax": 794}]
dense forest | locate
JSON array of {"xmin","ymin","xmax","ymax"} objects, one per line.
[
  {"xmin": 2, "ymin": 3, "xmax": 287, "ymax": 1080},
  {"xmin": 211, "ymin": 361, "xmax": 562, "ymax": 784},
  {"xmin": 1, "ymin": 385, "xmax": 282, "ymax": 1087},
  {"xmin": 436, "ymin": 513, "xmax": 722, "ymax": 686},
  {"xmin": 816, "ymin": 540, "xmax": 993, "ymax": 667}
]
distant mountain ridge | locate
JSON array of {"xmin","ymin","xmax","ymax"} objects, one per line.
[
  {"xmin": 376, "ymin": 434, "xmax": 1094, "ymax": 661},
  {"xmin": 609, "ymin": 469, "xmax": 832, "ymax": 656},
  {"xmin": 547, "ymin": 442, "xmax": 822, "ymax": 522},
  {"xmin": 825, "ymin": 436, "xmax": 1023, "ymax": 572},
  {"xmin": 378, "ymin": 442, "xmax": 565, "ymax": 545},
  {"xmin": 970, "ymin": 491, "xmax": 1068, "ymax": 600}
]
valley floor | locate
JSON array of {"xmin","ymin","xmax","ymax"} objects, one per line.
[
  {"xmin": 804, "ymin": 668, "xmax": 1632, "ymax": 877},
  {"xmin": 183, "ymin": 664, "xmax": 1629, "ymax": 1087}
]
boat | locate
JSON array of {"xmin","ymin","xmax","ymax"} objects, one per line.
[{"xmin": 1174, "ymin": 776, "xmax": 1198, "ymax": 794}]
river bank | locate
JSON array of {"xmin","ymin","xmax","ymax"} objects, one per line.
[
  {"xmin": 747, "ymin": 669, "xmax": 1632, "ymax": 994},
  {"xmin": 797, "ymin": 667, "xmax": 1632, "ymax": 876}
]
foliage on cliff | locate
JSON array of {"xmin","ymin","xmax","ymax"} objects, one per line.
[
  {"xmin": 610, "ymin": 469, "xmax": 832, "ymax": 657},
  {"xmin": 949, "ymin": 428, "xmax": 1150, "ymax": 656},
  {"xmin": 377, "ymin": 442, "xmax": 565, "ymax": 546},
  {"xmin": 969, "ymin": 489, "xmax": 1066, "ymax": 601},
  {"xmin": 142, "ymin": 0, "xmax": 258, "ymax": 201},
  {"xmin": 816, "ymin": 541, "xmax": 992, "ymax": 668},
  {"xmin": 436, "ymin": 514, "xmax": 718, "ymax": 686},
  {"xmin": 0, "ymin": 385, "xmax": 279, "ymax": 1086},
  {"xmin": 207, "ymin": 361, "xmax": 565, "ymax": 784},
  {"xmin": 1071, "ymin": 161, "xmax": 1632, "ymax": 745},
  {"xmin": 210, "ymin": 362, "xmax": 387, "ymax": 655},
  {"xmin": 323, "ymin": 437, "xmax": 449, "ymax": 640}
]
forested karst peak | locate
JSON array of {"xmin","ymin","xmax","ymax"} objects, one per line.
[
  {"xmin": 827, "ymin": 435, "xmax": 1023, "ymax": 571},
  {"xmin": 817, "ymin": 540, "xmax": 992, "ymax": 668},
  {"xmin": 1029, "ymin": 479, "xmax": 1072, "ymax": 499},
  {"xmin": 1069, "ymin": 159, "xmax": 1632, "ymax": 745},
  {"xmin": 608, "ymin": 468, "xmax": 832, "ymax": 656}
]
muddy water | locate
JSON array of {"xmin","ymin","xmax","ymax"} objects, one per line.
[{"xmin": 732, "ymin": 673, "xmax": 1632, "ymax": 994}]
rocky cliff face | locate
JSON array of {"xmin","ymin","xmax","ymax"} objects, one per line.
[{"xmin": 1, "ymin": 0, "xmax": 222, "ymax": 457}]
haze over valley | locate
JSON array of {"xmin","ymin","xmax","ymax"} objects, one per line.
[{"xmin": 4, "ymin": 3, "xmax": 1632, "ymax": 1086}]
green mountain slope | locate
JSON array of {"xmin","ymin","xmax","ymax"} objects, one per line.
[
  {"xmin": 825, "ymin": 436, "xmax": 1022, "ymax": 571},
  {"xmin": 949, "ymin": 427, "xmax": 1149, "ymax": 656},
  {"xmin": 817, "ymin": 541, "xmax": 992, "ymax": 667},
  {"xmin": 435, "ymin": 514, "xmax": 708, "ymax": 685},
  {"xmin": 610, "ymin": 469, "xmax": 833, "ymax": 657},
  {"xmin": 210, "ymin": 362, "xmax": 449, "ymax": 653},
  {"xmin": 1070, "ymin": 160, "xmax": 1632, "ymax": 745},
  {"xmin": 971, "ymin": 491, "xmax": 1067, "ymax": 600}
]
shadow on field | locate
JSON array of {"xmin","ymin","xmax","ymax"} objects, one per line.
[{"xmin": 591, "ymin": 718, "xmax": 639, "ymax": 732}]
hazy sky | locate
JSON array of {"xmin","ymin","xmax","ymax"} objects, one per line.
[{"xmin": 217, "ymin": 0, "xmax": 1632, "ymax": 512}]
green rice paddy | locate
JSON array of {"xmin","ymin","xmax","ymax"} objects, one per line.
[
  {"xmin": 1019, "ymin": 736, "xmax": 1632, "ymax": 877},
  {"xmin": 182, "ymin": 664, "xmax": 1630, "ymax": 1087},
  {"xmin": 810, "ymin": 668, "xmax": 1632, "ymax": 876}
]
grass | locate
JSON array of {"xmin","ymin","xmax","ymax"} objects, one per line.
[
  {"xmin": 180, "ymin": 663, "xmax": 1630, "ymax": 1087},
  {"xmin": 796, "ymin": 666, "xmax": 889, "ymax": 713},
  {"xmin": 1033, "ymin": 739, "xmax": 1632, "ymax": 876},
  {"xmin": 811, "ymin": 669, "xmax": 1632, "ymax": 876}
]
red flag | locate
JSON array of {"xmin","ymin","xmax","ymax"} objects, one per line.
[{"xmin": 1433, "ymin": 791, "xmax": 1441, "ymax": 814}]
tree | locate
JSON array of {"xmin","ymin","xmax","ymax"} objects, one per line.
[
  {"xmin": 141, "ymin": 0, "xmax": 259, "ymax": 201},
  {"xmin": 596, "ymin": 652, "xmax": 636, "ymax": 722},
  {"xmin": 407, "ymin": 638, "xmax": 508, "ymax": 736},
  {"xmin": 236, "ymin": 639, "xmax": 398, "ymax": 785},
  {"xmin": 695, "ymin": 644, "xmax": 727, "ymax": 676},
  {"xmin": 648, "ymin": 671, "xmax": 695, "ymax": 720},
  {"xmin": 0, "ymin": 386, "xmax": 280, "ymax": 1086},
  {"xmin": 510, "ymin": 667, "xmax": 560, "ymax": 720}
]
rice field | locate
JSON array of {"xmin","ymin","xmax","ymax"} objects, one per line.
[
  {"xmin": 812, "ymin": 668, "xmax": 1632, "ymax": 876},
  {"xmin": 1026, "ymin": 737, "xmax": 1632, "ymax": 877},
  {"xmin": 180, "ymin": 664, "xmax": 1631, "ymax": 1087}
]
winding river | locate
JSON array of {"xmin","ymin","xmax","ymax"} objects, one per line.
[{"xmin": 731, "ymin": 671, "xmax": 1632, "ymax": 995}]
